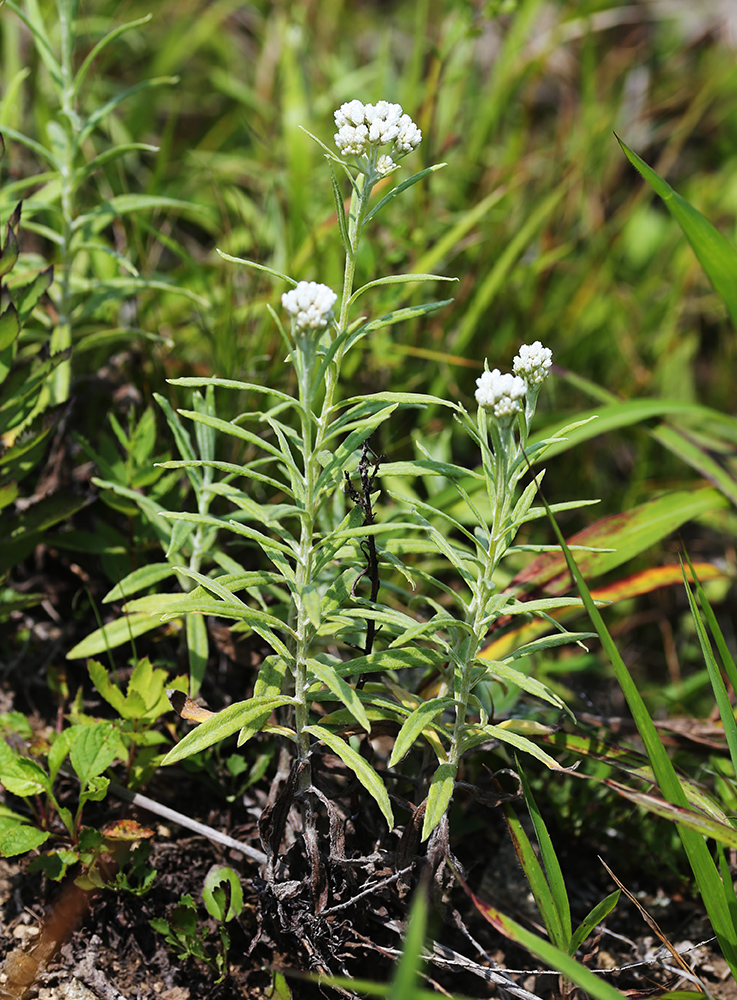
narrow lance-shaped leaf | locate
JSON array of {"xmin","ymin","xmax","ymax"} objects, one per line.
[
  {"xmin": 543, "ymin": 495, "xmax": 737, "ymax": 974},
  {"xmin": 162, "ymin": 696, "xmax": 294, "ymax": 765},
  {"xmin": 304, "ymin": 725, "xmax": 393, "ymax": 828},
  {"xmin": 617, "ymin": 135, "xmax": 737, "ymax": 328},
  {"xmin": 389, "ymin": 699, "xmax": 454, "ymax": 768}
]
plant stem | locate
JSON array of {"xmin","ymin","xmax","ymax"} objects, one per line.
[
  {"xmin": 290, "ymin": 171, "xmax": 373, "ymax": 788},
  {"xmin": 50, "ymin": 0, "xmax": 79, "ymax": 404}
]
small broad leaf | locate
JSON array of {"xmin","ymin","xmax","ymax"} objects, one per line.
[
  {"xmin": 0, "ymin": 819, "xmax": 50, "ymax": 857},
  {"xmin": 0, "ymin": 740, "xmax": 50, "ymax": 797},
  {"xmin": 304, "ymin": 725, "xmax": 393, "ymax": 828},
  {"xmin": 203, "ymin": 864, "xmax": 243, "ymax": 922},
  {"xmin": 69, "ymin": 722, "xmax": 119, "ymax": 787},
  {"xmin": 88, "ymin": 660, "xmax": 126, "ymax": 714}
]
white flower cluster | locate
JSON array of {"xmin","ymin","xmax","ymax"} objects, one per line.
[
  {"xmin": 334, "ymin": 100, "xmax": 421, "ymax": 171},
  {"xmin": 475, "ymin": 369, "xmax": 527, "ymax": 418},
  {"xmin": 513, "ymin": 341, "xmax": 553, "ymax": 385},
  {"xmin": 281, "ymin": 281, "xmax": 337, "ymax": 333}
]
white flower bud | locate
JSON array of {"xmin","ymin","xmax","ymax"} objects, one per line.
[
  {"xmin": 475, "ymin": 368, "xmax": 526, "ymax": 418},
  {"xmin": 376, "ymin": 154, "xmax": 396, "ymax": 176},
  {"xmin": 393, "ymin": 115, "xmax": 422, "ymax": 154},
  {"xmin": 282, "ymin": 281, "xmax": 337, "ymax": 333},
  {"xmin": 513, "ymin": 341, "xmax": 553, "ymax": 385},
  {"xmin": 333, "ymin": 99, "xmax": 421, "ymax": 162},
  {"xmin": 335, "ymin": 123, "xmax": 369, "ymax": 156}
]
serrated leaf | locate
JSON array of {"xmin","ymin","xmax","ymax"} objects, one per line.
[
  {"xmin": 69, "ymin": 722, "xmax": 119, "ymax": 787},
  {"xmin": 304, "ymin": 725, "xmax": 393, "ymax": 828},
  {"xmin": 0, "ymin": 820, "xmax": 50, "ymax": 856},
  {"xmin": 0, "ymin": 740, "xmax": 50, "ymax": 796},
  {"xmin": 88, "ymin": 660, "xmax": 126, "ymax": 714}
]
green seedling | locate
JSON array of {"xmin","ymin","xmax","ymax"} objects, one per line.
[
  {"xmin": 151, "ymin": 864, "xmax": 243, "ymax": 984},
  {"xmin": 503, "ymin": 760, "xmax": 620, "ymax": 960}
]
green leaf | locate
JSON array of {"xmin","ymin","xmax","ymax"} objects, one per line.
[
  {"xmin": 422, "ymin": 762, "xmax": 456, "ymax": 841},
  {"xmin": 477, "ymin": 658, "xmax": 568, "ymax": 713},
  {"xmin": 617, "ymin": 135, "xmax": 737, "ymax": 327},
  {"xmin": 531, "ymin": 399, "xmax": 736, "ymax": 460},
  {"xmin": 0, "ymin": 819, "xmax": 50, "ymax": 856},
  {"xmin": 215, "ymin": 250, "xmax": 296, "ymax": 288},
  {"xmin": 329, "ymin": 159, "xmax": 350, "ymax": 254},
  {"xmin": 203, "ymin": 864, "xmax": 243, "ymax": 922},
  {"xmin": 71, "ymin": 13, "xmax": 153, "ymax": 100},
  {"xmin": 103, "ymin": 564, "xmax": 178, "ymax": 603},
  {"xmin": 0, "ymin": 301, "xmax": 20, "ymax": 353},
  {"xmin": 253, "ymin": 656, "xmax": 288, "ymax": 699},
  {"xmin": 388, "ymin": 889, "xmax": 429, "ymax": 1000},
  {"xmin": 461, "ymin": 723, "xmax": 564, "ymax": 771},
  {"xmin": 388, "ymin": 699, "xmax": 454, "ymax": 767},
  {"xmin": 162, "ymin": 696, "xmax": 293, "ymax": 764},
  {"xmin": 364, "ymin": 163, "xmax": 447, "ymax": 224},
  {"xmin": 304, "ymin": 725, "xmax": 393, "ymax": 828},
  {"xmin": 307, "ymin": 659, "xmax": 370, "ymax": 732},
  {"xmin": 355, "ymin": 299, "xmax": 454, "ymax": 337},
  {"xmin": 458, "ymin": 868, "xmax": 629, "ymax": 1000},
  {"xmin": 569, "ymin": 891, "xmax": 620, "ymax": 956},
  {"xmin": 509, "ymin": 489, "xmax": 728, "ymax": 595},
  {"xmin": 88, "ymin": 660, "xmax": 126, "ymax": 714},
  {"xmin": 187, "ymin": 612, "xmax": 209, "ymax": 697},
  {"xmin": 518, "ymin": 763, "xmax": 571, "ymax": 944},
  {"xmin": 544, "ymin": 497, "xmax": 737, "ymax": 974},
  {"xmin": 69, "ymin": 722, "xmax": 119, "ymax": 787},
  {"xmin": 0, "ymin": 740, "xmax": 50, "ymax": 796},
  {"xmin": 66, "ymin": 611, "xmax": 176, "ymax": 659},
  {"xmin": 348, "ymin": 272, "xmax": 457, "ymax": 309},
  {"xmin": 503, "ymin": 797, "xmax": 565, "ymax": 948},
  {"xmin": 4, "ymin": 1, "xmax": 62, "ymax": 87}
]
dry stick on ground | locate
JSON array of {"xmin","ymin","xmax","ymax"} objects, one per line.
[{"xmin": 108, "ymin": 781, "xmax": 267, "ymax": 864}]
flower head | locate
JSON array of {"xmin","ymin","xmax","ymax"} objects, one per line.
[
  {"xmin": 334, "ymin": 100, "xmax": 421, "ymax": 164},
  {"xmin": 282, "ymin": 281, "xmax": 337, "ymax": 334},
  {"xmin": 475, "ymin": 368, "xmax": 526, "ymax": 418},
  {"xmin": 513, "ymin": 341, "xmax": 553, "ymax": 385}
]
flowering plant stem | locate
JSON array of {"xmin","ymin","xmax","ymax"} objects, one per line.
[{"xmin": 292, "ymin": 174, "xmax": 372, "ymax": 804}]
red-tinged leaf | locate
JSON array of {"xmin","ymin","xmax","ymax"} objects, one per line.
[
  {"xmin": 481, "ymin": 560, "xmax": 726, "ymax": 661},
  {"xmin": 602, "ymin": 778, "xmax": 737, "ymax": 848},
  {"xmin": 452, "ymin": 865, "xmax": 627, "ymax": 1000},
  {"xmin": 509, "ymin": 490, "xmax": 726, "ymax": 596},
  {"xmin": 100, "ymin": 819, "xmax": 154, "ymax": 841}
]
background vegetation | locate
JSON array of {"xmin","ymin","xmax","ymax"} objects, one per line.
[{"xmin": 1, "ymin": 0, "xmax": 736, "ymax": 995}]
